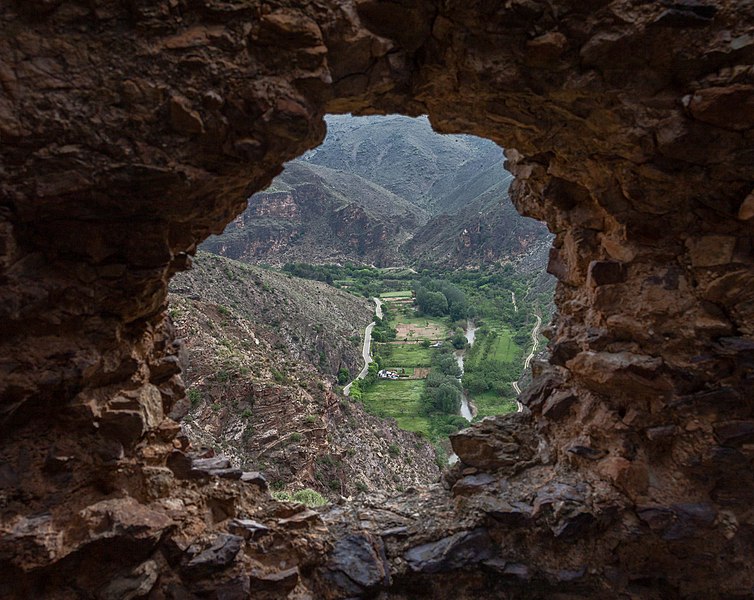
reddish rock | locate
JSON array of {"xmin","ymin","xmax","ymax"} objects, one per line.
[{"xmin": 687, "ymin": 84, "xmax": 754, "ymax": 131}]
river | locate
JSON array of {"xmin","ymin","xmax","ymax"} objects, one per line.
[
  {"xmin": 448, "ymin": 320, "xmax": 477, "ymax": 464},
  {"xmin": 455, "ymin": 320, "xmax": 476, "ymax": 421}
]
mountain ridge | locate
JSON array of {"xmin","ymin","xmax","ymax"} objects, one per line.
[{"xmin": 201, "ymin": 114, "xmax": 553, "ymax": 269}]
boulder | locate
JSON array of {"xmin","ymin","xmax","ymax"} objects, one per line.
[{"xmin": 405, "ymin": 529, "xmax": 495, "ymax": 574}]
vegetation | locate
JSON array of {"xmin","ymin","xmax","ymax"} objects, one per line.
[
  {"xmin": 376, "ymin": 343, "xmax": 432, "ymax": 367},
  {"xmin": 359, "ymin": 380, "xmax": 430, "ymax": 436},
  {"xmin": 272, "ymin": 488, "xmax": 328, "ymax": 507},
  {"xmin": 283, "ymin": 262, "xmax": 551, "ymax": 440}
]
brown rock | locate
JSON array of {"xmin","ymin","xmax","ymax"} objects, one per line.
[
  {"xmin": 687, "ymin": 84, "xmax": 754, "ymax": 131},
  {"xmin": 526, "ymin": 31, "xmax": 568, "ymax": 66},
  {"xmin": 587, "ymin": 260, "xmax": 627, "ymax": 286},
  {"xmin": 686, "ymin": 235, "xmax": 737, "ymax": 268},
  {"xmin": 169, "ymin": 95, "xmax": 204, "ymax": 134}
]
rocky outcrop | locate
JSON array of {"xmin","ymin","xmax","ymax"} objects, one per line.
[{"xmin": 1, "ymin": 0, "xmax": 753, "ymax": 598}]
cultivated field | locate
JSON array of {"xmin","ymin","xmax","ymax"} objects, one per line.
[
  {"xmin": 394, "ymin": 314, "xmax": 449, "ymax": 341},
  {"xmin": 376, "ymin": 343, "xmax": 433, "ymax": 367},
  {"xmin": 471, "ymin": 390, "xmax": 518, "ymax": 419},
  {"xmin": 360, "ymin": 380, "xmax": 430, "ymax": 436},
  {"xmin": 380, "ymin": 290, "xmax": 413, "ymax": 299}
]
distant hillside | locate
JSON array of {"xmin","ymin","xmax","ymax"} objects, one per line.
[
  {"xmin": 202, "ymin": 114, "xmax": 553, "ymax": 268},
  {"xmin": 169, "ymin": 252, "xmax": 440, "ymax": 498},
  {"xmin": 405, "ymin": 161, "xmax": 549, "ymax": 271},
  {"xmin": 201, "ymin": 160, "xmax": 428, "ymax": 266}
]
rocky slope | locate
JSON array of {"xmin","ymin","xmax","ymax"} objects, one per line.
[
  {"xmin": 2, "ymin": 1, "xmax": 754, "ymax": 599},
  {"xmin": 203, "ymin": 114, "xmax": 553, "ymax": 268},
  {"xmin": 201, "ymin": 160, "xmax": 429, "ymax": 265},
  {"xmin": 169, "ymin": 253, "xmax": 439, "ymax": 497}
]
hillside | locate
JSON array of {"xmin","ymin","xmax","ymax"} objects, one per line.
[
  {"xmin": 168, "ymin": 253, "xmax": 440, "ymax": 498},
  {"xmin": 201, "ymin": 160, "xmax": 428, "ymax": 266},
  {"xmin": 405, "ymin": 161, "xmax": 549, "ymax": 270},
  {"xmin": 201, "ymin": 114, "xmax": 553, "ymax": 268}
]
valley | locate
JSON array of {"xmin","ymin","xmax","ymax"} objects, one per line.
[
  {"xmin": 173, "ymin": 114, "xmax": 555, "ymax": 501},
  {"xmin": 169, "ymin": 253, "xmax": 441, "ymax": 502},
  {"xmin": 287, "ymin": 264, "xmax": 552, "ymax": 460}
]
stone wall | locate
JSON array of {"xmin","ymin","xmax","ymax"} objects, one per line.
[{"xmin": 1, "ymin": 0, "xmax": 752, "ymax": 597}]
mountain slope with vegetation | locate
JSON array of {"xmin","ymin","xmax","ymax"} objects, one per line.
[
  {"xmin": 202, "ymin": 114, "xmax": 553, "ymax": 269},
  {"xmin": 168, "ymin": 253, "xmax": 440, "ymax": 498}
]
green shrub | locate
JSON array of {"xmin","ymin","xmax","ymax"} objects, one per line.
[
  {"xmin": 388, "ymin": 443, "xmax": 401, "ymax": 457},
  {"xmin": 289, "ymin": 432, "xmax": 302, "ymax": 443},
  {"xmin": 271, "ymin": 488, "xmax": 328, "ymax": 507},
  {"xmin": 187, "ymin": 388, "xmax": 202, "ymax": 408}
]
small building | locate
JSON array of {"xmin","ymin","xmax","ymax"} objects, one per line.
[{"xmin": 378, "ymin": 369, "xmax": 399, "ymax": 380}]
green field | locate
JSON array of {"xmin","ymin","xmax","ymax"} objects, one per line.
[
  {"xmin": 380, "ymin": 290, "xmax": 413, "ymax": 299},
  {"xmin": 360, "ymin": 380, "xmax": 431, "ymax": 436},
  {"xmin": 471, "ymin": 390, "xmax": 519, "ymax": 419},
  {"xmin": 376, "ymin": 343, "xmax": 433, "ymax": 367},
  {"xmin": 466, "ymin": 324, "xmax": 520, "ymax": 368},
  {"xmin": 485, "ymin": 326, "xmax": 519, "ymax": 362}
]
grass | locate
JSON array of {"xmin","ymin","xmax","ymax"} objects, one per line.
[
  {"xmin": 380, "ymin": 290, "xmax": 413, "ymax": 299},
  {"xmin": 360, "ymin": 380, "xmax": 431, "ymax": 436},
  {"xmin": 376, "ymin": 343, "xmax": 433, "ymax": 367},
  {"xmin": 465, "ymin": 323, "xmax": 521, "ymax": 370},
  {"xmin": 486, "ymin": 327, "xmax": 519, "ymax": 362},
  {"xmin": 472, "ymin": 390, "xmax": 519, "ymax": 420}
]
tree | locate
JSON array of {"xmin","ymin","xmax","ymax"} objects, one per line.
[
  {"xmin": 451, "ymin": 332, "xmax": 467, "ymax": 349},
  {"xmin": 337, "ymin": 367, "xmax": 350, "ymax": 385}
]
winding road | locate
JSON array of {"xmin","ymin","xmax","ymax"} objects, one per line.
[
  {"xmin": 511, "ymin": 313, "xmax": 543, "ymax": 411},
  {"xmin": 343, "ymin": 298, "xmax": 383, "ymax": 396}
]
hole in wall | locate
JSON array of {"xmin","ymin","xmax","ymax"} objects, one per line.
[{"xmin": 168, "ymin": 114, "xmax": 555, "ymax": 502}]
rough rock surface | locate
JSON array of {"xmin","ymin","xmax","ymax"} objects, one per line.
[{"xmin": 1, "ymin": 0, "xmax": 753, "ymax": 598}]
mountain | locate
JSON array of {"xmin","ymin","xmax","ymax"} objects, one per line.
[
  {"xmin": 168, "ymin": 252, "xmax": 440, "ymax": 498},
  {"xmin": 201, "ymin": 160, "xmax": 428, "ymax": 265},
  {"xmin": 201, "ymin": 114, "xmax": 553, "ymax": 268},
  {"xmin": 404, "ymin": 159, "xmax": 549, "ymax": 271}
]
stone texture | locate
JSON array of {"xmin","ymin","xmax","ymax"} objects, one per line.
[
  {"xmin": 404, "ymin": 529, "xmax": 495, "ymax": 574},
  {"xmin": 1, "ymin": 0, "xmax": 753, "ymax": 598}
]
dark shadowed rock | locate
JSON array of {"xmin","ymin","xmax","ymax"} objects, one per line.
[
  {"xmin": 324, "ymin": 534, "xmax": 389, "ymax": 595},
  {"xmin": 228, "ymin": 518, "xmax": 269, "ymax": 540},
  {"xmin": 250, "ymin": 567, "xmax": 298, "ymax": 595},
  {"xmin": 184, "ymin": 534, "xmax": 244, "ymax": 577},
  {"xmin": 452, "ymin": 473, "xmax": 495, "ymax": 496},
  {"xmin": 100, "ymin": 560, "xmax": 159, "ymax": 600},
  {"xmin": 405, "ymin": 529, "xmax": 495, "ymax": 573},
  {"xmin": 240, "ymin": 471, "xmax": 268, "ymax": 490}
]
